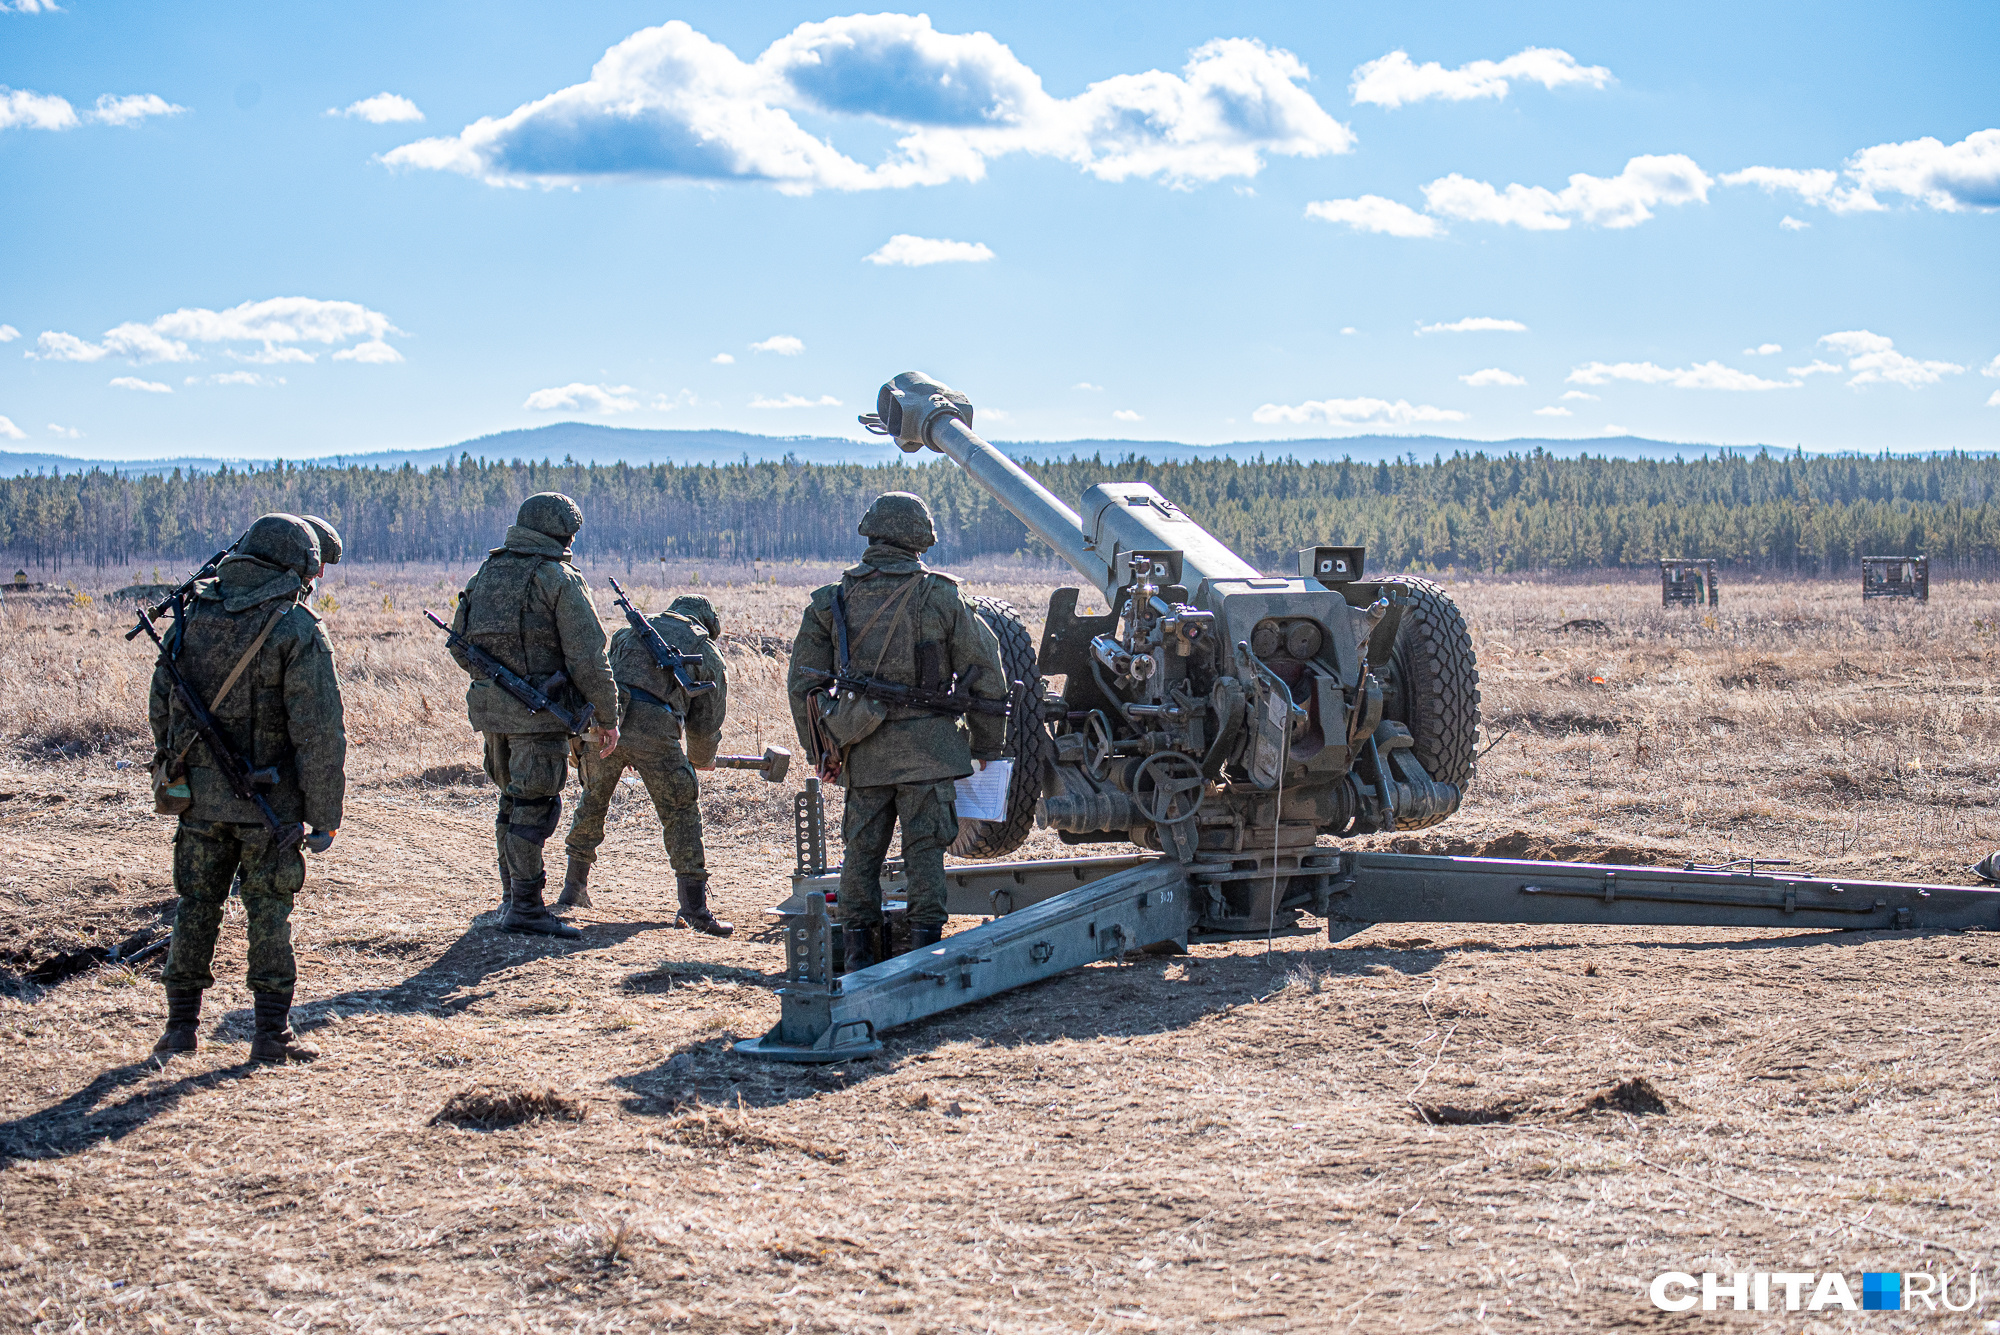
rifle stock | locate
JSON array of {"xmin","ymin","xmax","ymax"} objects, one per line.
[{"xmin": 605, "ymin": 577, "xmax": 716, "ymax": 698}]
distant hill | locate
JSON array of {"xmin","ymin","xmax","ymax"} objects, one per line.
[{"xmin": 2, "ymin": 420, "xmax": 1760, "ymax": 478}]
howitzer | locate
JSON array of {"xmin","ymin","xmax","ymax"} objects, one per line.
[
  {"xmin": 605, "ymin": 577, "xmax": 717, "ymax": 700},
  {"xmin": 424, "ymin": 608, "xmax": 596, "ymax": 737},
  {"xmin": 738, "ymin": 371, "xmax": 2000, "ymax": 1063},
  {"xmin": 130, "ymin": 605, "xmax": 327, "ymax": 856}
]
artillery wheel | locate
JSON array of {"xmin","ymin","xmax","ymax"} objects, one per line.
[
  {"xmin": 948, "ymin": 597, "xmax": 1052, "ymax": 859},
  {"xmin": 1376, "ymin": 576, "xmax": 1481, "ymax": 829}
]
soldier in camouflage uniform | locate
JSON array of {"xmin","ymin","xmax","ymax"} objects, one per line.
[
  {"xmin": 449, "ymin": 493, "xmax": 620, "ymax": 941},
  {"xmin": 299, "ymin": 515, "xmax": 342, "ymax": 581},
  {"xmin": 150, "ymin": 514, "xmax": 347, "ymax": 1062},
  {"xmin": 786, "ymin": 493, "xmax": 1008, "ymax": 971},
  {"xmin": 560, "ymin": 594, "xmax": 733, "ymax": 935}
]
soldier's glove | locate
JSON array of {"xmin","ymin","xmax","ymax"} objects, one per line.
[{"xmin": 304, "ymin": 829, "xmax": 337, "ymax": 854}]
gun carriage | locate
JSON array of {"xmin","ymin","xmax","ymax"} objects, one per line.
[{"xmin": 738, "ymin": 373, "xmax": 2000, "ymax": 1063}]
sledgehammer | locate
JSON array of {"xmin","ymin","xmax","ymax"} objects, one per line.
[{"xmin": 712, "ymin": 746, "xmax": 792, "ymax": 783}]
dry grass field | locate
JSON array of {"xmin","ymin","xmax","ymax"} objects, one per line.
[{"xmin": 4, "ymin": 559, "xmax": 2000, "ymax": 1332}]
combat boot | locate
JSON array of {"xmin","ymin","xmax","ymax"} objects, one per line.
[
  {"xmin": 248, "ymin": 991, "xmax": 319, "ymax": 1064},
  {"xmin": 674, "ymin": 873, "xmax": 734, "ymax": 937},
  {"xmin": 153, "ymin": 987, "xmax": 201, "ymax": 1056},
  {"xmin": 555, "ymin": 856, "xmax": 593, "ymax": 913},
  {"xmin": 502, "ymin": 875, "xmax": 583, "ymax": 940},
  {"xmin": 908, "ymin": 923, "xmax": 945, "ymax": 950},
  {"xmin": 841, "ymin": 924, "xmax": 877, "ymax": 973}
]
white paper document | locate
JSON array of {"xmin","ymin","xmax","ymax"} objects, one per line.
[{"xmin": 953, "ymin": 759, "xmax": 1013, "ymax": 821}]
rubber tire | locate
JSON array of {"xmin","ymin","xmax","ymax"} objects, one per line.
[
  {"xmin": 1376, "ymin": 576, "xmax": 1481, "ymax": 830},
  {"xmin": 948, "ymin": 597, "xmax": 1051, "ymax": 859}
]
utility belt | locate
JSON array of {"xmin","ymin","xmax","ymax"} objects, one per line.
[{"xmin": 624, "ymin": 682, "xmax": 682, "ymax": 716}]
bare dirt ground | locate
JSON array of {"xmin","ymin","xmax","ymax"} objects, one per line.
[{"xmin": 4, "ymin": 561, "xmax": 2000, "ymax": 1332}]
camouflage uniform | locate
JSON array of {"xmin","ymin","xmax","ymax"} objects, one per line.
[
  {"xmin": 449, "ymin": 494, "xmax": 618, "ymax": 938},
  {"xmin": 787, "ymin": 493, "xmax": 1007, "ymax": 968},
  {"xmin": 562, "ymin": 594, "xmax": 733, "ymax": 934},
  {"xmin": 149, "ymin": 514, "xmax": 347, "ymax": 1061}
]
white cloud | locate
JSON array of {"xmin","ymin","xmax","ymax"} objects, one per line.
[
  {"xmin": 979, "ymin": 407, "xmax": 1011, "ymax": 422},
  {"xmin": 1460, "ymin": 367, "xmax": 1526, "ymax": 387},
  {"xmin": 1417, "ymin": 316, "xmax": 1527, "ymax": 335},
  {"xmin": 47, "ymin": 423, "xmax": 81, "ymax": 438},
  {"xmin": 864, "ymin": 234, "xmax": 995, "ymax": 265},
  {"xmin": 195, "ymin": 371, "xmax": 280, "ymax": 387},
  {"xmin": 1566, "ymin": 360, "xmax": 1799, "ymax": 390},
  {"xmin": 1251, "ymin": 397, "xmax": 1467, "ymax": 428},
  {"xmin": 0, "ymin": 325, "xmax": 16, "ymax": 342},
  {"xmin": 1533, "ymin": 406, "xmax": 1572, "ymax": 417},
  {"xmin": 89, "ymin": 94, "xmax": 186, "ymax": 127},
  {"xmin": 331, "ymin": 339, "xmax": 404, "ymax": 364},
  {"xmin": 231, "ymin": 345, "xmax": 317, "ymax": 365},
  {"xmin": 32, "ymin": 297, "xmax": 402, "ymax": 365},
  {"xmin": 383, "ymin": 17, "xmax": 1353, "ymax": 194},
  {"xmin": 1743, "ymin": 343, "xmax": 1782, "ymax": 356},
  {"xmin": 329, "ymin": 93, "xmax": 424, "ymax": 124},
  {"xmin": 1304, "ymin": 195, "xmax": 1442, "ymax": 237},
  {"xmin": 0, "ymin": 415, "xmax": 23, "ymax": 440},
  {"xmin": 1349, "ymin": 47, "xmax": 1611, "ymax": 108},
  {"xmin": 1340, "ymin": 326, "xmax": 1357, "ymax": 335},
  {"xmin": 652, "ymin": 389, "xmax": 698, "ymax": 411},
  {"xmin": 1788, "ymin": 359, "xmax": 1843, "ymax": 378},
  {"xmin": 751, "ymin": 335, "xmax": 804, "ymax": 356},
  {"xmin": 1779, "ymin": 214, "xmax": 1810, "ymax": 231},
  {"xmin": 711, "ymin": 353, "xmax": 735, "ymax": 364},
  {"xmin": 1425, "ymin": 154, "xmax": 1712, "ymax": 231},
  {"xmin": 1988, "ymin": 389, "xmax": 2000, "ymax": 407},
  {"xmin": 1074, "ymin": 382, "xmax": 1103, "ymax": 391},
  {"xmin": 3, "ymin": 0, "xmax": 63, "ymax": 12},
  {"xmin": 750, "ymin": 393, "xmax": 841, "ymax": 409},
  {"xmin": 1560, "ymin": 390, "xmax": 1598, "ymax": 401},
  {"xmin": 1725, "ymin": 129, "xmax": 2000, "ymax": 216},
  {"xmin": 1983, "ymin": 355, "xmax": 2000, "ymax": 378},
  {"xmin": 1818, "ymin": 329, "xmax": 1964, "ymax": 388},
  {"xmin": 109, "ymin": 376, "xmax": 171, "ymax": 393},
  {"xmin": 0, "ymin": 87, "xmax": 79, "ymax": 131},
  {"xmin": 523, "ymin": 382, "xmax": 638, "ymax": 413},
  {"xmin": 1112, "ymin": 409, "xmax": 1143, "ymax": 421},
  {"xmin": 1604, "ymin": 423, "xmax": 1630, "ymax": 435}
]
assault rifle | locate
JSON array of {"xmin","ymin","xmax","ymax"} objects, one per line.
[
  {"xmin": 793, "ymin": 664, "xmax": 1010, "ymax": 718},
  {"xmin": 605, "ymin": 577, "xmax": 717, "ymax": 700},
  {"xmin": 130, "ymin": 605, "xmax": 327, "ymax": 854},
  {"xmin": 124, "ymin": 549, "xmax": 230, "ymax": 642},
  {"xmin": 424, "ymin": 608, "xmax": 597, "ymax": 736}
]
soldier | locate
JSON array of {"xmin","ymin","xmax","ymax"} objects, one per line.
[
  {"xmin": 448, "ymin": 493, "xmax": 620, "ymax": 940},
  {"xmin": 559, "ymin": 593, "xmax": 733, "ymax": 935},
  {"xmin": 786, "ymin": 492, "xmax": 1008, "ymax": 971},
  {"xmin": 299, "ymin": 514, "xmax": 342, "ymax": 584},
  {"xmin": 150, "ymin": 514, "xmax": 346, "ymax": 1062}
]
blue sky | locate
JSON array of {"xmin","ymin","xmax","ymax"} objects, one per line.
[{"xmin": 1, "ymin": 1, "xmax": 1996, "ymax": 462}]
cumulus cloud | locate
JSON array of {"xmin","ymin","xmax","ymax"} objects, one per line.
[
  {"xmin": 47, "ymin": 423, "xmax": 81, "ymax": 437},
  {"xmin": 89, "ymin": 94, "xmax": 185, "ymax": 126},
  {"xmin": 1780, "ymin": 215, "xmax": 1809, "ymax": 230},
  {"xmin": 232, "ymin": 345, "xmax": 318, "ymax": 365},
  {"xmin": 1566, "ymin": 360, "xmax": 1799, "ymax": 390},
  {"xmin": 1418, "ymin": 317, "xmax": 1527, "ymax": 335},
  {"xmin": 1349, "ymin": 47, "xmax": 1611, "ymax": 108},
  {"xmin": 653, "ymin": 389, "xmax": 698, "ymax": 411},
  {"xmin": 751, "ymin": 334, "xmax": 804, "ymax": 355},
  {"xmin": 0, "ymin": 325, "xmax": 17, "ymax": 342},
  {"xmin": 109, "ymin": 376, "xmax": 171, "ymax": 393},
  {"xmin": 1533, "ymin": 406, "xmax": 1572, "ymax": 417},
  {"xmin": 1560, "ymin": 389, "xmax": 1598, "ymax": 401},
  {"xmin": 382, "ymin": 16, "xmax": 1353, "ymax": 193},
  {"xmin": 329, "ymin": 93, "xmax": 424, "ymax": 124},
  {"xmin": 750, "ymin": 393, "xmax": 841, "ymax": 408},
  {"xmin": 0, "ymin": 415, "xmax": 23, "ymax": 440},
  {"xmin": 1425, "ymin": 154, "xmax": 1712, "ymax": 230},
  {"xmin": 1818, "ymin": 330, "xmax": 1964, "ymax": 388},
  {"xmin": 1983, "ymin": 354, "xmax": 2000, "ymax": 378},
  {"xmin": 1460, "ymin": 367, "xmax": 1526, "ymax": 387},
  {"xmin": 864, "ymin": 234, "xmax": 994, "ymax": 265},
  {"xmin": 1744, "ymin": 343, "xmax": 1782, "ymax": 356},
  {"xmin": 1304, "ymin": 195, "xmax": 1440, "ymax": 237},
  {"xmin": 3, "ymin": 0, "xmax": 63, "ymax": 12},
  {"xmin": 331, "ymin": 340, "xmax": 404, "ymax": 363},
  {"xmin": 32, "ymin": 296, "xmax": 403, "ymax": 366},
  {"xmin": 1112, "ymin": 409, "xmax": 1143, "ymax": 421},
  {"xmin": 523, "ymin": 382, "xmax": 638, "ymax": 413},
  {"xmin": 1788, "ymin": 359, "xmax": 1843, "ymax": 378},
  {"xmin": 711, "ymin": 352, "xmax": 734, "ymax": 364},
  {"xmin": 1989, "ymin": 390, "xmax": 2000, "ymax": 408},
  {"xmin": 1074, "ymin": 382, "xmax": 1103, "ymax": 391},
  {"xmin": 191, "ymin": 371, "xmax": 280, "ymax": 387},
  {"xmin": 1724, "ymin": 129, "xmax": 2000, "ymax": 215},
  {"xmin": 1251, "ymin": 397, "xmax": 1467, "ymax": 428},
  {"xmin": 1, "ymin": 87, "xmax": 79, "ymax": 131}
]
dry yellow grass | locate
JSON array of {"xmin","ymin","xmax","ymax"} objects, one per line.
[{"xmin": 2, "ymin": 563, "xmax": 1999, "ymax": 1331}]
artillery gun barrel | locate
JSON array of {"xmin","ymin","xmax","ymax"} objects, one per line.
[{"xmin": 924, "ymin": 414, "xmax": 1111, "ymax": 594}]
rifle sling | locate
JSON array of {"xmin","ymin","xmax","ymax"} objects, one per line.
[{"xmin": 175, "ymin": 600, "xmax": 291, "ymax": 765}]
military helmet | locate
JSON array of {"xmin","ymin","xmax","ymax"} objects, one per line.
[
  {"xmin": 238, "ymin": 514, "xmax": 321, "ymax": 582},
  {"xmin": 857, "ymin": 491, "xmax": 936, "ymax": 551},
  {"xmin": 299, "ymin": 514, "xmax": 343, "ymax": 565},
  {"xmin": 668, "ymin": 594, "xmax": 721, "ymax": 640},
  {"xmin": 518, "ymin": 492, "xmax": 584, "ymax": 541}
]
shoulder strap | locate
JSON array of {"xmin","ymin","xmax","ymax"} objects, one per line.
[
  {"xmin": 175, "ymin": 600, "xmax": 292, "ymax": 762},
  {"xmin": 865, "ymin": 575, "xmax": 927, "ymax": 677}
]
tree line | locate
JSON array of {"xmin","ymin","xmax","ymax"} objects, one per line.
[{"xmin": 4, "ymin": 447, "xmax": 1999, "ymax": 577}]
